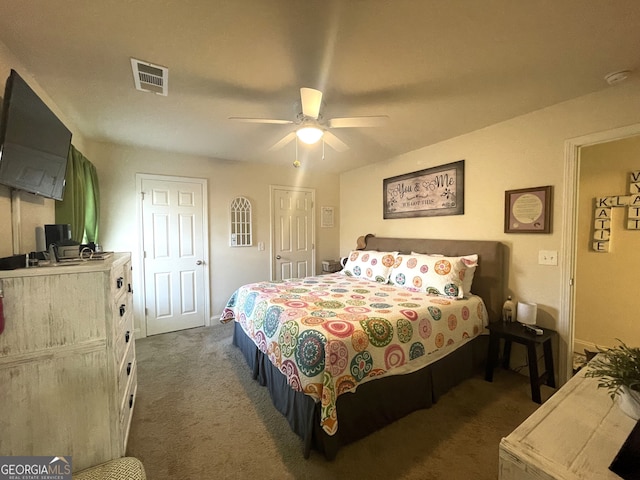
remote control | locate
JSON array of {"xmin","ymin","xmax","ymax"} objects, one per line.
[{"xmin": 524, "ymin": 324, "xmax": 544, "ymax": 335}]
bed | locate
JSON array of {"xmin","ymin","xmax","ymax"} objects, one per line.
[{"xmin": 220, "ymin": 234, "xmax": 504, "ymax": 459}]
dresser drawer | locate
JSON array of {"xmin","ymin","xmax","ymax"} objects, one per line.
[
  {"xmin": 110, "ymin": 260, "xmax": 132, "ymax": 300},
  {"xmin": 117, "ymin": 341, "xmax": 136, "ymax": 402},
  {"xmin": 113, "ymin": 292, "xmax": 132, "ymax": 334},
  {"xmin": 119, "ymin": 364, "xmax": 137, "ymax": 452},
  {"xmin": 114, "ymin": 313, "xmax": 134, "ymax": 365}
]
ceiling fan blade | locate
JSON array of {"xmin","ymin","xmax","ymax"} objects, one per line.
[
  {"xmin": 229, "ymin": 117, "xmax": 293, "ymax": 125},
  {"xmin": 323, "ymin": 131, "xmax": 349, "ymax": 152},
  {"xmin": 268, "ymin": 131, "xmax": 296, "ymax": 151},
  {"xmin": 327, "ymin": 115, "xmax": 389, "ymax": 128},
  {"xmin": 300, "ymin": 87, "xmax": 323, "ymax": 119}
]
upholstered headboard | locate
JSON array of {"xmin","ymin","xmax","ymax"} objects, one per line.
[{"xmin": 356, "ymin": 234, "xmax": 505, "ymax": 324}]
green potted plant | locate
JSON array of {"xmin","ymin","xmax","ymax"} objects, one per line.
[{"xmin": 584, "ymin": 340, "xmax": 640, "ymax": 420}]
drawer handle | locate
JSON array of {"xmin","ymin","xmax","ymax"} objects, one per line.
[
  {"xmin": 129, "ymin": 394, "xmax": 134, "ymax": 409},
  {"xmin": 128, "ymin": 283, "xmax": 133, "ymax": 294},
  {"xmin": 119, "ymin": 304, "xmax": 126, "ymax": 317},
  {"xmin": 116, "ymin": 277, "xmax": 124, "ymax": 289},
  {"xmin": 127, "ymin": 362, "xmax": 132, "ymax": 375},
  {"xmin": 125, "ymin": 331, "xmax": 130, "ymax": 343}
]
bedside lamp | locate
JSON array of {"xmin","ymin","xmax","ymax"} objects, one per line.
[{"xmin": 517, "ymin": 302, "xmax": 538, "ymax": 325}]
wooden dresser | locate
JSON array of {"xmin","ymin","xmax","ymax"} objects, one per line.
[
  {"xmin": 0, "ymin": 253, "xmax": 136, "ymax": 472},
  {"xmin": 499, "ymin": 364, "xmax": 636, "ymax": 479}
]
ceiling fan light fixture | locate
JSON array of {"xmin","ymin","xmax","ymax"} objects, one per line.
[{"xmin": 296, "ymin": 126, "xmax": 324, "ymax": 145}]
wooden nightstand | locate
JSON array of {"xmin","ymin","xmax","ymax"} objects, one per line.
[{"xmin": 485, "ymin": 321, "xmax": 557, "ymax": 403}]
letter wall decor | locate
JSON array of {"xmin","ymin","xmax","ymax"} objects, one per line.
[{"xmin": 592, "ymin": 170, "xmax": 640, "ymax": 252}]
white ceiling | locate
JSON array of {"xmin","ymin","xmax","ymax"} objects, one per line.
[{"xmin": 0, "ymin": 0, "xmax": 638, "ymax": 173}]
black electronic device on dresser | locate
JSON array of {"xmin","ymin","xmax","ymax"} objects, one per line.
[
  {"xmin": 44, "ymin": 223, "xmax": 81, "ymax": 260},
  {"xmin": 0, "ymin": 254, "xmax": 27, "ymax": 270},
  {"xmin": 44, "ymin": 224, "xmax": 73, "ymax": 248}
]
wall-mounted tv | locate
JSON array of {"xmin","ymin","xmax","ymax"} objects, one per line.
[{"xmin": 0, "ymin": 69, "xmax": 72, "ymax": 201}]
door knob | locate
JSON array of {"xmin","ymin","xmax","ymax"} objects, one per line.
[
  {"xmin": 276, "ymin": 255, "xmax": 281, "ymax": 260},
  {"xmin": 196, "ymin": 260, "xmax": 203, "ymax": 265}
]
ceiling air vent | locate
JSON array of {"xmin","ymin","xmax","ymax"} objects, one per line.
[{"xmin": 130, "ymin": 58, "xmax": 168, "ymax": 96}]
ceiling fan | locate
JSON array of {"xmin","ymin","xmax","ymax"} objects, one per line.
[{"xmin": 229, "ymin": 87, "xmax": 389, "ymax": 153}]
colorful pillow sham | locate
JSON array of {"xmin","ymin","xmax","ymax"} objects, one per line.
[
  {"xmin": 412, "ymin": 252, "xmax": 479, "ymax": 294},
  {"xmin": 390, "ymin": 253, "xmax": 474, "ymax": 298},
  {"xmin": 341, "ymin": 250, "xmax": 397, "ymax": 283}
]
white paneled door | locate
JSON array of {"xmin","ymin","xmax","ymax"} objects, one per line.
[
  {"xmin": 271, "ymin": 186, "xmax": 315, "ymax": 280},
  {"xmin": 140, "ymin": 175, "xmax": 208, "ymax": 335}
]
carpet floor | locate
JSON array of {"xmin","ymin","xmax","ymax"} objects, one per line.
[{"xmin": 126, "ymin": 323, "xmax": 553, "ymax": 479}]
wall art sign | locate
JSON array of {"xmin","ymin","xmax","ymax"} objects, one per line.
[
  {"xmin": 504, "ymin": 185, "xmax": 553, "ymax": 233},
  {"xmin": 321, "ymin": 206, "xmax": 335, "ymax": 228},
  {"xmin": 592, "ymin": 170, "xmax": 640, "ymax": 253},
  {"xmin": 383, "ymin": 160, "xmax": 465, "ymax": 219}
]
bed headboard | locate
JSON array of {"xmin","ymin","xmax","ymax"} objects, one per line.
[{"xmin": 356, "ymin": 234, "xmax": 505, "ymax": 324}]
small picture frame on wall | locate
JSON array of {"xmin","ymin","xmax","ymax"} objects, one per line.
[
  {"xmin": 321, "ymin": 206, "xmax": 335, "ymax": 228},
  {"xmin": 504, "ymin": 185, "xmax": 553, "ymax": 233}
]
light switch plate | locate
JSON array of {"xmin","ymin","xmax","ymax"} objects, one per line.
[{"xmin": 538, "ymin": 250, "xmax": 558, "ymax": 265}]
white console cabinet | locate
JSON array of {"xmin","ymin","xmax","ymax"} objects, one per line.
[
  {"xmin": 0, "ymin": 253, "xmax": 136, "ymax": 472},
  {"xmin": 499, "ymin": 364, "xmax": 636, "ymax": 480}
]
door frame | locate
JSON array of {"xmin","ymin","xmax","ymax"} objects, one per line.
[
  {"xmin": 269, "ymin": 184, "xmax": 316, "ymax": 280},
  {"xmin": 135, "ymin": 173, "xmax": 211, "ymax": 338},
  {"xmin": 559, "ymin": 122, "xmax": 640, "ymax": 384}
]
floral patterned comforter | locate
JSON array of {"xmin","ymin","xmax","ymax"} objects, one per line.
[{"xmin": 220, "ymin": 273, "xmax": 488, "ymax": 436}]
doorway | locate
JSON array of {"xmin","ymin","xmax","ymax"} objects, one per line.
[
  {"xmin": 559, "ymin": 123, "xmax": 640, "ymax": 383},
  {"xmin": 137, "ymin": 174, "xmax": 210, "ymax": 336},
  {"xmin": 573, "ymin": 137, "xmax": 640, "ymax": 367},
  {"xmin": 270, "ymin": 185, "xmax": 315, "ymax": 280}
]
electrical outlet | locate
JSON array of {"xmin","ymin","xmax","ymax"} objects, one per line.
[{"xmin": 538, "ymin": 250, "xmax": 558, "ymax": 266}]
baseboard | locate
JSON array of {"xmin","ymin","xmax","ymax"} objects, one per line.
[{"xmin": 573, "ymin": 338, "xmax": 602, "ymax": 354}]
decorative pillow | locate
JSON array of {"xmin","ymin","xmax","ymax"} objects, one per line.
[
  {"xmin": 412, "ymin": 252, "xmax": 479, "ymax": 294},
  {"xmin": 341, "ymin": 250, "xmax": 398, "ymax": 283},
  {"xmin": 390, "ymin": 253, "xmax": 474, "ymax": 298}
]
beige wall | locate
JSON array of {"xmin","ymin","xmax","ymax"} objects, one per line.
[
  {"xmin": 83, "ymin": 141, "xmax": 341, "ymax": 334},
  {"xmin": 575, "ymin": 135, "xmax": 640, "ymax": 351},
  {"xmin": 340, "ymin": 78, "xmax": 640, "ymax": 361},
  {"xmin": 0, "ymin": 40, "xmax": 86, "ymax": 257}
]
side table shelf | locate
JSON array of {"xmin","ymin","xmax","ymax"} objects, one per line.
[{"xmin": 485, "ymin": 321, "xmax": 556, "ymax": 403}]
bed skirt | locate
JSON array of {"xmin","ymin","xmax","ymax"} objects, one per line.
[{"xmin": 232, "ymin": 321, "xmax": 488, "ymax": 459}]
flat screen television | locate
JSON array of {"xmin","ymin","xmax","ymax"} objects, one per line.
[{"xmin": 0, "ymin": 69, "xmax": 72, "ymax": 201}]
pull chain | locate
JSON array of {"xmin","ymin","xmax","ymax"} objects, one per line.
[{"xmin": 293, "ymin": 136, "xmax": 301, "ymax": 168}]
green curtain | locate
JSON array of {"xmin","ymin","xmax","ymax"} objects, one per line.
[{"xmin": 55, "ymin": 145, "xmax": 100, "ymax": 244}]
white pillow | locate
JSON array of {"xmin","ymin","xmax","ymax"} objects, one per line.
[
  {"xmin": 412, "ymin": 252, "xmax": 479, "ymax": 294},
  {"xmin": 390, "ymin": 253, "xmax": 474, "ymax": 298},
  {"xmin": 341, "ymin": 250, "xmax": 397, "ymax": 283}
]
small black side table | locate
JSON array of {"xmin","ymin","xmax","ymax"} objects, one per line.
[{"xmin": 484, "ymin": 322, "xmax": 557, "ymax": 403}]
